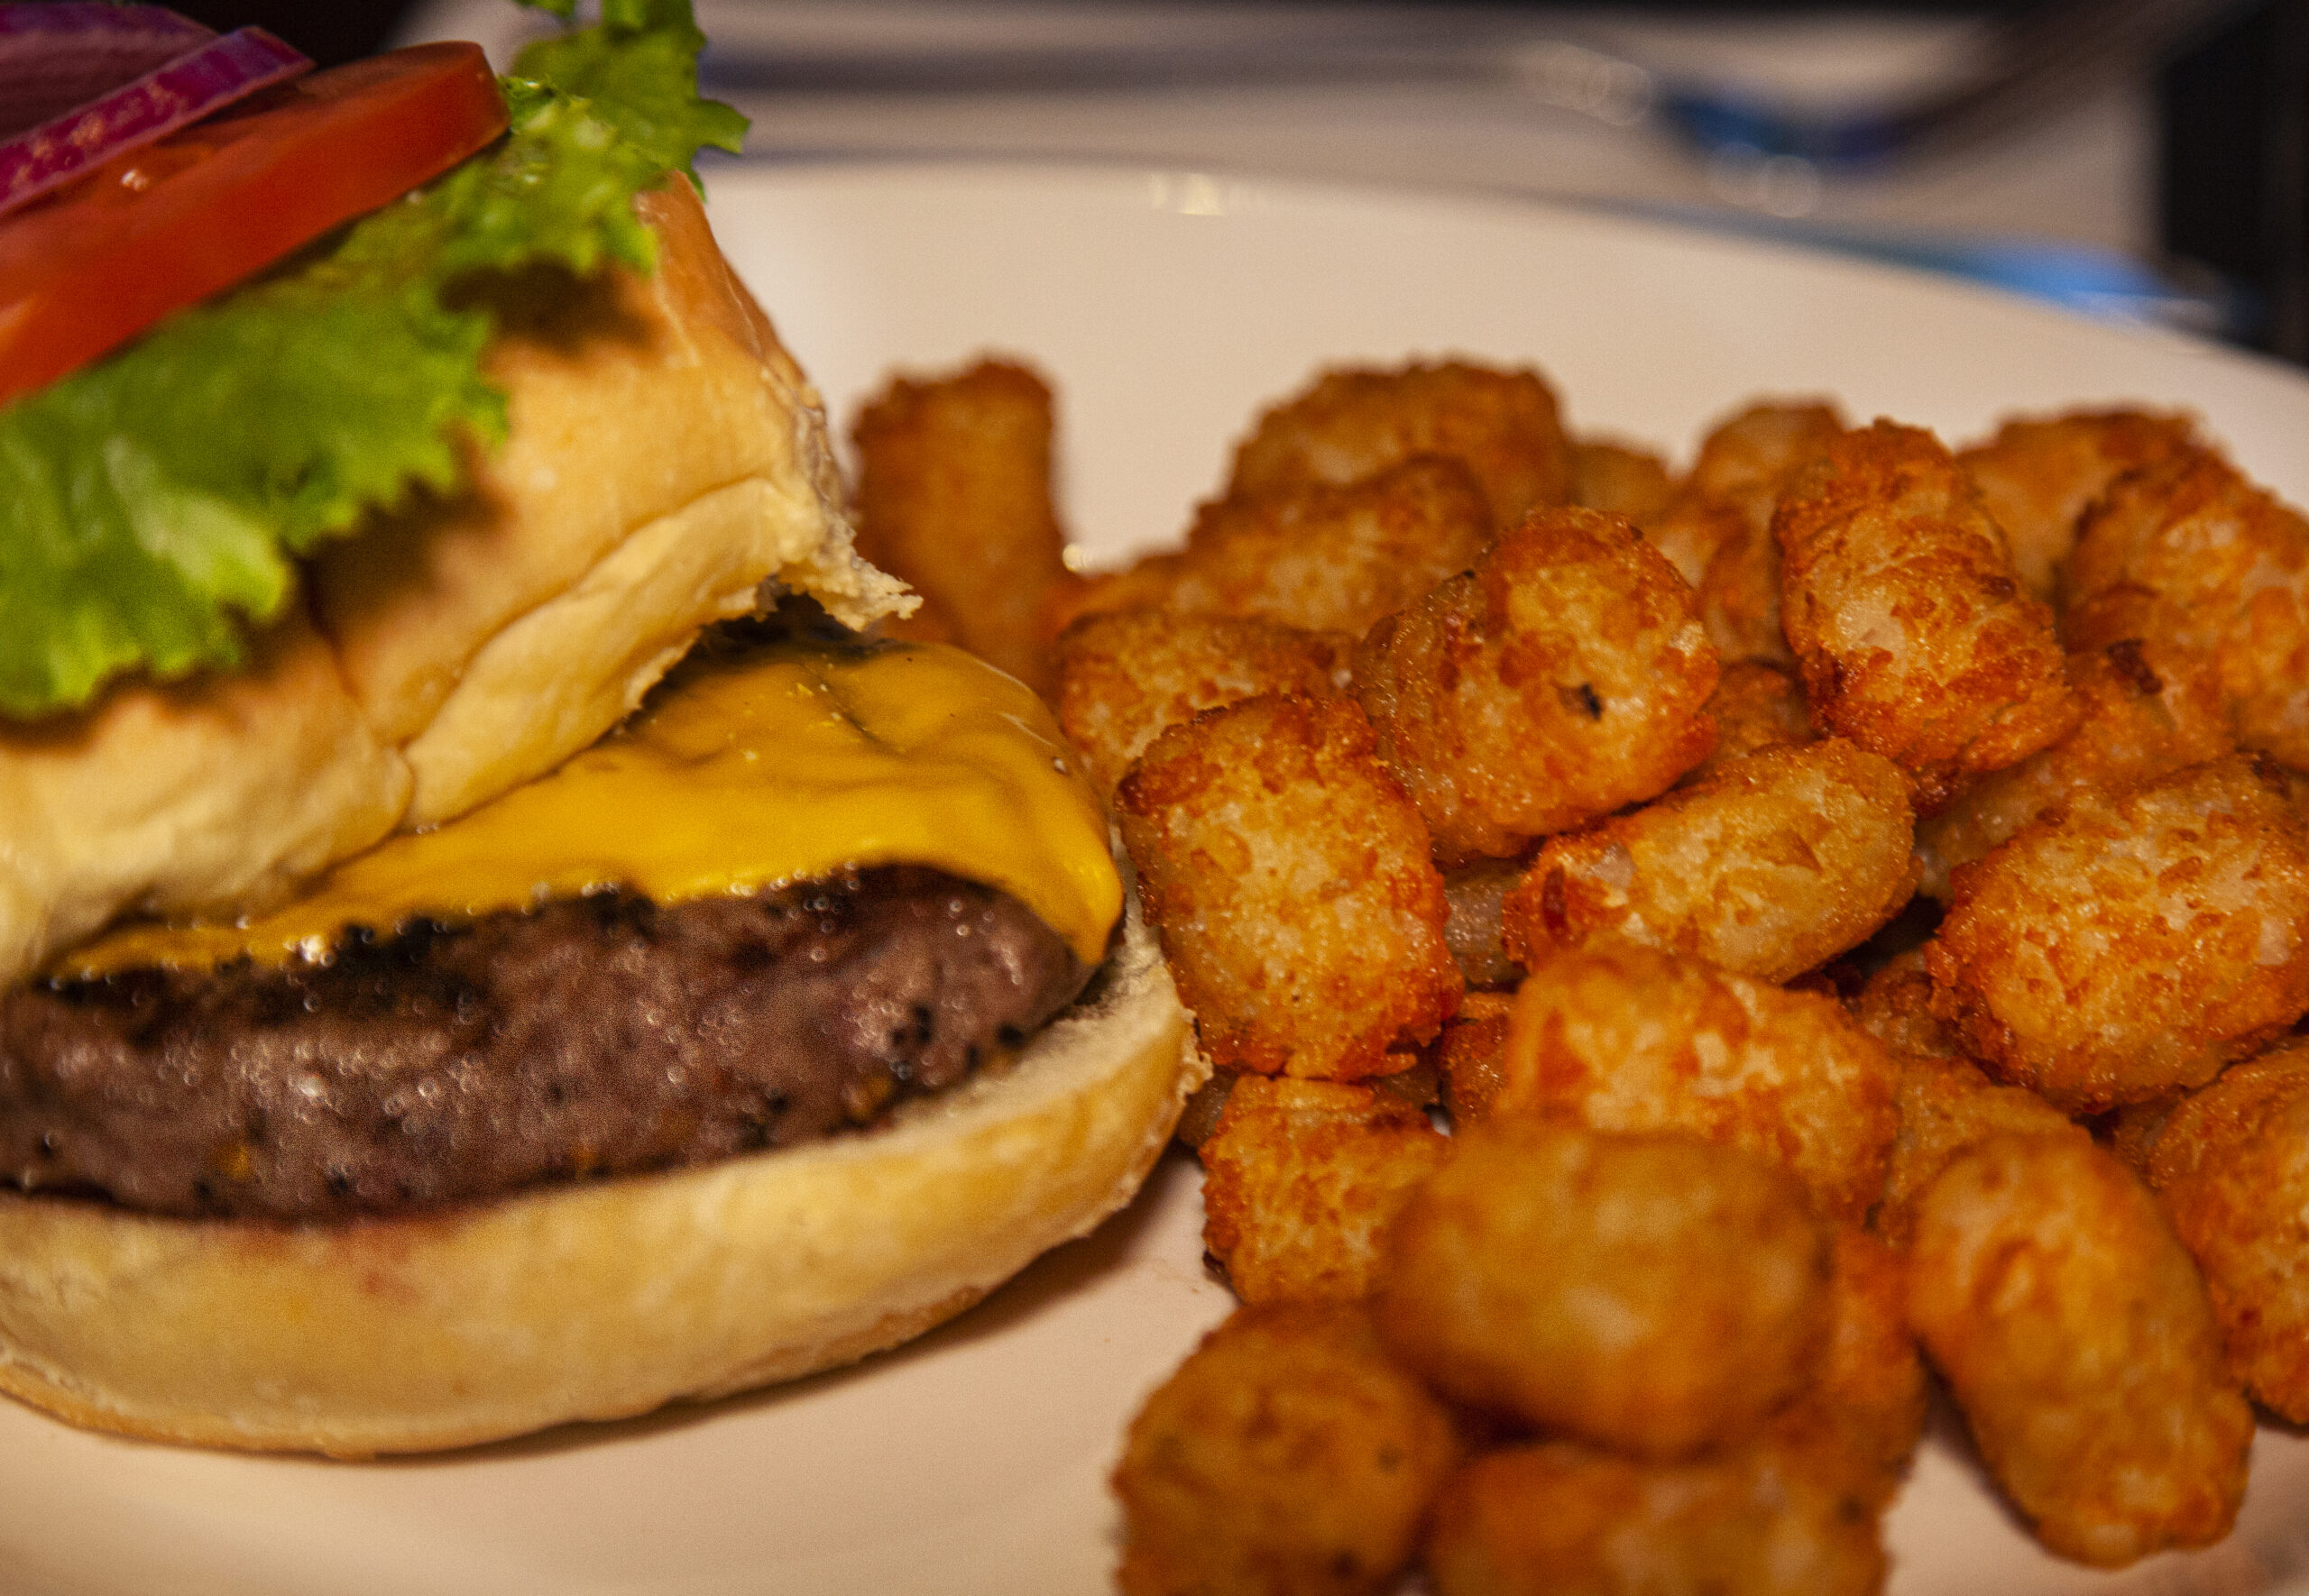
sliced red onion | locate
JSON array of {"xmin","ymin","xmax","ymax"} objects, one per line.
[
  {"xmin": 0, "ymin": 5, "xmax": 215, "ymax": 139},
  {"xmin": 0, "ymin": 26, "xmax": 312, "ymax": 218}
]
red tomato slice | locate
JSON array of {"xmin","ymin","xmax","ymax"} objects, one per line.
[{"xmin": 0, "ymin": 41, "xmax": 506, "ymax": 407}]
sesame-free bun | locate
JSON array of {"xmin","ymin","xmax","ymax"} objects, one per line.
[
  {"xmin": 0, "ymin": 177, "xmax": 906, "ymax": 987},
  {"xmin": 0, "ymin": 893, "xmax": 1201, "ymax": 1457}
]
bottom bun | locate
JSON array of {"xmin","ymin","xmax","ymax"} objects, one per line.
[{"xmin": 0, "ymin": 893, "xmax": 1200, "ymax": 1456}]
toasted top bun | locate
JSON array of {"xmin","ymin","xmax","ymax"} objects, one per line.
[
  {"xmin": 0, "ymin": 178, "xmax": 905, "ymax": 986},
  {"xmin": 0, "ymin": 888, "xmax": 1205, "ymax": 1456}
]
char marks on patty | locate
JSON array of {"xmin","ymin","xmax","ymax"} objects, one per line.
[{"xmin": 0, "ymin": 868, "xmax": 1088, "ymax": 1221}]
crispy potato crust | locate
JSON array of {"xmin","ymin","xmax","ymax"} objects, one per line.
[
  {"xmin": 1955, "ymin": 408, "xmax": 2201, "ymax": 603},
  {"xmin": 2066, "ymin": 447, "xmax": 2309, "ymax": 769},
  {"xmin": 1683, "ymin": 660, "xmax": 1815, "ymax": 782},
  {"xmin": 1227, "ymin": 361, "xmax": 1572, "ymax": 528},
  {"xmin": 2136, "ymin": 1038, "xmax": 2309, "ymax": 1421},
  {"xmin": 1354, "ymin": 507, "xmax": 1718, "ymax": 863},
  {"xmin": 1925, "ymin": 754, "xmax": 2309, "ymax": 1111},
  {"xmin": 1770, "ymin": 1227, "xmax": 1927, "ymax": 1508},
  {"xmin": 1375, "ymin": 1121, "xmax": 1831, "ymax": 1458},
  {"xmin": 851, "ymin": 358, "xmax": 1071, "ymax": 693},
  {"xmin": 1500, "ymin": 942, "xmax": 1899, "ymax": 1220},
  {"xmin": 1774, "ymin": 421, "xmax": 2079, "ymax": 809},
  {"xmin": 1425, "ymin": 1437, "xmax": 1886, "ymax": 1596},
  {"xmin": 1500, "ymin": 738, "xmax": 1916, "ymax": 984},
  {"xmin": 1114, "ymin": 1302, "xmax": 1462, "ymax": 1596},
  {"xmin": 1053, "ymin": 608, "xmax": 1351, "ymax": 795},
  {"xmin": 1912, "ymin": 639, "xmax": 2234, "ymax": 900},
  {"xmin": 1569, "ymin": 437, "xmax": 1675, "ymax": 528},
  {"xmin": 1907, "ymin": 1133, "xmax": 2252, "ymax": 1566},
  {"xmin": 1118, "ymin": 693, "xmax": 1462, "ymax": 1078},
  {"xmin": 1200, "ymin": 1077, "xmax": 1448, "ymax": 1305},
  {"xmin": 1871, "ymin": 1041, "xmax": 2084, "ymax": 1251},
  {"xmin": 1430, "ymin": 990, "xmax": 1516, "ymax": 1125}
]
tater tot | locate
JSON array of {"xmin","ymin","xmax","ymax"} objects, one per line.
[
  {"xmin": 1908, "ymin": 1133, "xmax": 2252, "ymax": 1566},
  {"xmin": 1955, "ymin": 407, "xmax": 2200, "ymax": 603},
  {"xmin": 1499, "ymin": 943, "xmax": 1900, "ymax": 1220},
  {"xmin": 1499, "ymin": 738, "xmax": 1916, "ymax": 984},
  {"xmin": 1431, "ymin": 989, "xmax": 1516, "ymax": 1124},
  {"xmin": 1425, "ymin": 1438, "xmax": 1885, "ymax": 1596},
  {"xmin": 1642, "ymin": 489, "xmax": 1744, "ymax": 592},
  {"xmin": 1695, "ymin": 521, "xmax": 1798, "ymax": 669},
  {"xmin": 2066, "ymin": 448, "xmax": 2309, "ymax": 769},
  {"xmin": 1774, "ymin": 421, "xmax": 2080, "ymax": 809},
  {"xmin": 2135, "ymin": 1037, "xmax": 2309, "ymax": 1421},
  {"xmin": 1118, "ymin": 693, "xmax": 1463, "ymax": 1078},
  {"xmin": 1869, "ymin": 1036, "xmax": 2084, "ymax": 1250},
  {"xmin": 1925, "ymin": 754, "xmax": 2309, "ymax": 1111},
  {"xmin": 1912, "ymin": 638, "xmax": 2234, "ymax": 899},
  {"xmin": 1638, "ymin": 403, "xmax": 1844, "ymax": 668},
  {"xmin": 1114, "ymin": 1302, "xmax": 1462, "ymax": 1596},
  {"xmin": 1354, "ymin": 507, "xmax": 1718, "ymax": 863},
  {"xmin": 1200, "ymin": 1077, "xmax": 1449, "ymax": 1305},
  {"xmin": 1682, "ymin": 660, "xmax": 1815, "ymax": 782},
  {"xmin": 1439, "ymin": 858, "xmax": 1524, "ymax": 987},
  {"xmin": 1688, "ymin": 399, "xmax": 1848, "ymax": 521},
  {"xmin": 1375, "ymin": 1121, "xmax": 1831, "ymax": 1457},
  {"xmin": 1228, "ymin": 361, "xmax": 1572, "ymax": 527},
  {"xmin": 1770, "ymin": 1227, "xmax": 1927, "ymax": 1506},
  {"xmin": 1053, "ymin": 608, "xmax": 1352, "ymax": 794},
  {"xmin": 850, "ymin": 358, "xmax": 1072, "ymax": 694},
  {"xmin": 1154, "ymin": 455, "xmax": 1495, "ymax": 637},
  {"xmin": 1569, "ymin": 436, "xmax": 1675, "ymax": 528}
]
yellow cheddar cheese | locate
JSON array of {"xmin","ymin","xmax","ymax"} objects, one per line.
[{"xmin": 66, "ymin": 639, "xmax": 1119, "ymax": 976}]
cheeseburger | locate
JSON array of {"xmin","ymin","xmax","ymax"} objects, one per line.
[{"xmin": 0, "ymin": 3, "xmax": 1199, "ymax": 1455}]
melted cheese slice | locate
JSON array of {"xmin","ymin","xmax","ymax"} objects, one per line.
[{"xmin": 65, "ymin": 639, "xmax": 1120, "ymax": 977}]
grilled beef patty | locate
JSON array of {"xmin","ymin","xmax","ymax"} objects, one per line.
[{"xmin": 0, "ymin": 868, "xmax": 1087, "ymax": 1221}]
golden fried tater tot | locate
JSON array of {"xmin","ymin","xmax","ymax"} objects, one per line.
[
  {"xmin": 1848, "ymin": 948, "xmax": 1968, "ymax": 1060},
  {"xmin": 1907, "ymin": 1133, "xmax": 2252, "ymax": 1567},
  {"xmin": 1645, "ymin": 403, "xmax": 1845, "ymax": 667},
  {"xmin": 1354, "ymin": 508, "xmax": 1718, "ymax": 863},
  {"xmin": 1682, "ymin": 660, "xmax": 1815, "ymax": 783},
  {"xmin": 1200, "ymin": 1077, "xmax": 1449, "ymax": 1305},
  {"xmin": 1500, "ymin": 738, "xmax": 1916, "ymax": 984},
  {"xmin": 1228, "ymin": 361, "xmax": 1572, "ymax": 527},
  {"xmin": 1925, "ymin": 754, "xmax": 2309, "ymax": 1112},
  {"xmin": 1695, "ymin": 522, "xmax": 1798, "ymax": 669},
  {"xmin": 2134, "ymin": 1037, "xmax": 2309, "ymax": 1421},
  {"xmin": 1114, "ymin": 1302, "xmax": 1462, "ymax": 1596},
  {"xmin": 1688, "ymin": 399, "xmax": 1848, "ymax": 523},
  {"xmin": 1048, "ymin": 457, "xmax": 1494, "ymax": 644},
  {"xmin": 1431, "ymin": 989, "xmax": 1516, "ymax": 1124},
  {"xmin": 1773, "ymin": 421, "xmax": 2080, "ymax": 810},
  {"xmin": 1955, "ymin": 408, "xmax": 2201, "ymax": 603},
  {"xmin": 2066, "ymin": 448, "xmax": 2309, "ymax": 769},
  {"xmin": 1168, "ymin": 455, "xmax": 1495, "ymax": 635},
  {"xmin": 1440, "ymin": 858, "xmax": 1524, "ymax": 987},
  {"xmin": 1770, "ymin": 1227, "xmax": 1927, "ymax": 1507},
  {"xmin": 1870, "ymin": 1036, "xmax": 2084, "ymax": 1251},
  {"xmin": 1912, "ymin": 638, "xmax": 2234, "ymax": 899},
  {"xmin": 1375, "ymin": 1121, "xmax": 1831, "ymax": 1457},
  {"xmin": 851, "ymin": 358, "xmax": 1072, "ymax": 694},
  {"xmin": 1053, "ymin": 608, "xmax": 1352, "ymax": 795},
  {"xmin": 1569, "ymin": 436, "xmax": 1675, "ymax": 528},
  {"xmin": 1642, "ymin": 489, "xmax": 1745, "ymax": 592},
  {"xmin": 1118, "ymin": 693, "xmax": 1463, "ymax": 1078},
  {"xmin": 1425, "ymin": 1438, "xmax": 1885, "ymax": 1596},
  {"xmin": 1499, "ymin": 943, "xmax": 1900, "ymax": 1220}
]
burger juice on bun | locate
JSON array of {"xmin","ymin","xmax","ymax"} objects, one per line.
[{"xmin": 0, "ymin": 1, "xmax": 1200, "ymax": 1455}]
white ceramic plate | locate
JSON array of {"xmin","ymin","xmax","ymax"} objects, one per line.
[{"xmin": 7, "ymin": 162, "xmax": 2309, "ymax": 1596}]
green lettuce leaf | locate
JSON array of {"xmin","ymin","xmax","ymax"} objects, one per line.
[{"xmin": 0, "ymin": 0, "xmax": 747, "ymax": 719}]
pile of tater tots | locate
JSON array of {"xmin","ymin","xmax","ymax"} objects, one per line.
[{"xmin": 847, "ymin": 353, "xmax": 2309, "ymax": 1595}]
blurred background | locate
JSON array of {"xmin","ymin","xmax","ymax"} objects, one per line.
[{"xmin": 180, "ymin": 0, "xmax": 2306, "ymax": 365}]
